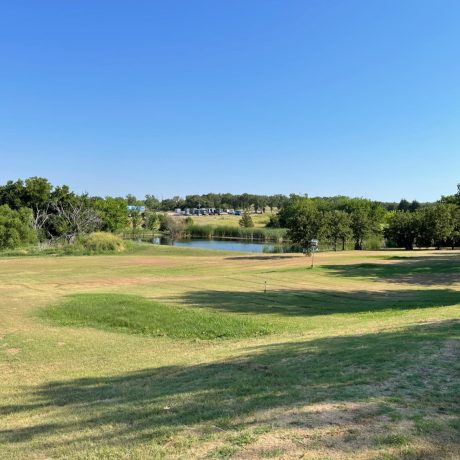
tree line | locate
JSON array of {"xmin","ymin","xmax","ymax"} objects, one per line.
[
  {"xmin": 280, "ymin": 186, "xmax": 460, "ymax": 251},
  {"xmin": 128, "ymin": 192, "xmax": 424, "ymax": 213},
  {"xmin": 0, "ymin": 176, "xmax": 459, "ymax": 251}
]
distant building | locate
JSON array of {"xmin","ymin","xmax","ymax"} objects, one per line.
[{"xmin": 127, "ymin": 205, "xmax": 146, "ymax": 213}]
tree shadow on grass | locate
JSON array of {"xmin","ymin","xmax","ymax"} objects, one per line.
[
  {"xmin": 1, "ymin": 320, "xmax": 459, "ymax": 457},
  {"xmin": 321, "ymin": 255, "xmax": 460, "ymax": 286},
  {"xmin": 177, "ymin": 288, "xmax": 460, "ymax": 317}
]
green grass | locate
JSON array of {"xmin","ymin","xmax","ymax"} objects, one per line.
[{"xmin": 39, "ymin": 293, "xmax": 276, "ymax": 339}]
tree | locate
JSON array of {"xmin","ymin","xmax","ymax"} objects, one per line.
[
  {"xmin": 162, "ymin": 216, "xmax": 185, "ymax": 243},
  {"xmin": 265, "ymin": 214, "xmax": 281, "ymax": 228},
  {"xmin": 144, "ymin": 211, "xmax": 159, "ymax": 232},
  {"xmin": 282, "ymin": 197, "xmax": 322, "ymax": 251},
  {"xmin": 346, "ymin": 199, "xmax": 383, "ymax": 250},
  {"xmin": 397, "ymin": 199, "xmax": 411, "ymax": 212},
  {"xmin": 384, "ymin": 211, "xmax": 418, "ymax": 250},
  {"xmin": 239, "ymin": 211, "xmax": 254, "ymax": 228},
  {"xmin": 0, "ymin": 205, "xmax": 36, "ymax": 249},
  {"xmin": 129, "ymin": 209, "xmax": 143, "ymax": 234},
  {"xmin": 144, "ymin": 194, "xmax": 160, "ymax": 211},
  {"xmin": 160, "ymin": 197, "xmax": 185, "ymax": 211},
  {"xmin": 416, "ymin": 204, "xmax": 454, "ymax": 249},
  {"xmin": 322, "ymin": 210, "xmax": 352, "ymax": 251},
  {"xmin": 408, "ymin": 200, "xmax": 421, "ymax": 212},
  {"xmin": 54, "ymin": 199, "xmax": 102, "ymax": 242},
  {"xmin": 23, "ymin": 177, "xmax": 52, "ymax": 208},
  {"xmin": 31, "ymin": 202, "xmax": 52, "ymax": 240},
  {"xmin": 0, "ymin": 179, "xmax": 26, "ymax": 210},
  {"xmin": 126, "ymin": 194, "xmax": 138, "ymax": 206},
  {"xmin": 450, "ymin": 206, "xmax": 460, "ymax": 249},
  {"xmin": 94, "ymin": 198, "xmax": 128, "ymax": 232}
]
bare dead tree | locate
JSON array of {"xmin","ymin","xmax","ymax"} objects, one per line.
[
  {"xmin": 54, "ymin": 201, "xmax": 102, "ymax": 242},
  {"xmin": 164, "ymin": 216, "xmax": 185, "ymax": 244},
  {"xmin": 32, "ymin": 202, "xmax": 52, "ymax": 232}
]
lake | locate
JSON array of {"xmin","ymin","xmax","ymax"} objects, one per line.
[{"xmin": 153, "ymin": 237, "xmax": 272, "ymax": 253}]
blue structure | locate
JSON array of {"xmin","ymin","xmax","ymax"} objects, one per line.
[{"xmin": 127, "ymin": 205, "xmax": 146, "ymax": 213}]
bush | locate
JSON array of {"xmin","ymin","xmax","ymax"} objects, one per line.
[
  {"xmin": 239, "ymin": 211, "xmax": 254, "ymax": 228},
  {"xmin": 0, "ymin": 205, "xmax": 36, "ymax": 249},
  {"xmin": 266, "ymin": 214, "xmax": 280, "ymax": 228},
  {"xmin": 162, "ymin": 216, "xmax": 186, "ymax": 242},
  {"xmin": 363, "ymin": 235, "xmax": 383, "ymax": 250},
  {"xmin": 80, "ymin": 232, "xmax": 125, "ymax": 253}
]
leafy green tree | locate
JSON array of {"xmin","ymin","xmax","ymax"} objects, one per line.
[
  {"xmin": 322, "ymin": 210, "xmax": 352, "ymax": 251},
  {"xmin": 144, "ymin": 211, "xmax": 159, "ymax": 232},
  {"xmin": 144, "ymin": 194, "xmax": 160, "ymax": 211},
  {"xmin": 93, "ymin": 198, "xmax": 128, "ymax": 232},
  {"xmin": 0, "ymin": 179, "xmax": 26, "ymax": 210},
  {"xmin": 0, "ymin": 205, "xmax": 37, "ymax": 249},
  {"xmin": 282, "ymin": 197, "xmax": 322, "ymax": 250},
  {"xmin": 160, "ymin": 196, "xmax": 185, "ymax": 211},
  {"xmin": 397, "ymin": 199, "xmax": 411, "ymax": 212},
  {"xmin": 346, "ymin": 199, "xmax": 383, "ymax": 250},
  {"xmin": 384, "ymin": 211, "xmax": 418, "ymax": 250},
  {"xmin": 265, "ymin": 214, "xmax": 281, "ymax": 228},
  {"xmin": 239, "ymin": 211, "xmax": 254, "ymax": 228},
  {"xmin": 129, "ymin": 209, "xmax": 143, "ymax": 232},
  {"xmin": 126, "ymin": 194, "xmax": 139, "ymax": 206},
  {"xmin": 450, "ymin": 205, "xmax": 460, "ymax": 249},
  {"xmin": 416, "ymin": 204, "xmax": 454, "ymax": 249},
  {"xmin": 23, "ymin": 177, "xmax": 52, "ymax": 208}
]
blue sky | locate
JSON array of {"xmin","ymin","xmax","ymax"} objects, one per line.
[{"xmin": 1, "ymin": 1, "xmax": 459, "ymax": 201}]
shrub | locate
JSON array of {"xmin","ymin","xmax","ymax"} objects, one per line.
[
  {"xmin": 162, "ymin": 216, "xmax": 186, "ymax": 242},
  {"xmin": 265, "ymin": 214, "xmax": 280, "ymax": 228},
  {"xmin": 0, "ymin": 205, "xmax": 36, "ymax": 249},
  {"xmin": 80, "ymin": 232, "xmax": 125, "ymax": 253},
  {"xmin": 239, "ymin": 211, "xmax": 254, "ymax": 228},
  {"xmin": 363, "ymin": 235, "xmax": 383, "ymax": 250}
]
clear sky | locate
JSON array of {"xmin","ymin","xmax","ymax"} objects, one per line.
[{"xmin": 1, "ymin": 1, "xmax": 459, "ymax": 202}]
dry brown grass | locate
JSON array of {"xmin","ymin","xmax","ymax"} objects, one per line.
[{"xmin": 0, "ymin": 247, "xmax": 459, "ymax": 459}]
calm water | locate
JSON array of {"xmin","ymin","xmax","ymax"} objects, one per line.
[{"xmin": 153, "ymin": 237, "xmax": 272, "ymax": 253}]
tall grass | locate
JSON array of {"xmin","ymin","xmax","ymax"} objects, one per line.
[
  {"xmin": 80, "ymin": 232, "xmax": 126, "ymax": 253},
  {"xmin": 185, "ymin": 224, "xmax": 286, "ymax": 242}
]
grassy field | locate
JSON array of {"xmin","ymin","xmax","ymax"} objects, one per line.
[
  {"xmin": 0, "ymin": 245, "xmax": 459, "ymax": 459},
  {"xmin": 179, "ymin": 212, "xmax": 271, "ymax": 228}
]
